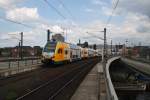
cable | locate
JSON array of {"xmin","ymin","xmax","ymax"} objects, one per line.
[
  {"xmin": 57, "ymin": 0, "xmax": 75, "ymax": 20},
  {"xmin": 105, "ymin": 0, "xmax": 119, "ymax": 27},
  {"xmin": 0, "ymin": 16, "xmax": 33, "ymax": 28},
  {"xmin": 0, "ymin": 16, "xmax": 50, "ymax": 32},
  {"xmin": 113, "ymin": 0, "xmax": 119, "ymax": 9},
  {"xmin": 42, "ymin": 0, "xmax": 79, "ymax": 33},
  {"xmin": 86, "ymin": 32, "xmax": 104, "ymax": 40},
  {"xmin": 43, "ymin": 0, "xmax": 66, "ymax": 19}
]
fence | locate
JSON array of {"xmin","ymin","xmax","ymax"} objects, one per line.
[
  {"xmin": 0, "ymin": 57, "xmax": 41, "ymax": 77},
  {"xmin": 104, "ymin": 56, "xmax": 120, "ymax": 100}
]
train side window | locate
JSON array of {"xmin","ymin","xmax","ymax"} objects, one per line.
[
  {"xmin": 58, "ymin": 49, "xmax": 62, "ymax": 54},
  {"xmin": 65, "ymin": 50, "xmax": 68, "ymax": 55}
]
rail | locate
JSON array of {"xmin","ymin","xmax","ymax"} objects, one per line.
[
  {"xmin": 48, "ymin": 61, "xmax": 91, "ymax": 100},
  {"xmin": 16, "ymin": 58, "xmax": 98, "ymax": 100}
]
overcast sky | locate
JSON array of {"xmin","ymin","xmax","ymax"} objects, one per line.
[{"xmin": 0, "ymin": 0, "xmax": 150, "ymax": 47}]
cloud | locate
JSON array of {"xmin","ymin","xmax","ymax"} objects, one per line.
[
  {"xmin": 91, "ymin": 0, "xmax": 107, "ymax": 6},
  {"xmin": 123, "ymin": 13, "xmax": 150, "ymax": 34},
  {"xmin": 0, "ymin": 0, "xmax": 25, "ymax": 9},
  {"xmin": 51, "ymin": 25, "xmax": 63, "ymax": 33},
  {"xmin": 6, "ymin": 7, "xmax": 39, "ymax": 22},
  {"xmin": 96, "ymin": 0, "xmax": 150, "ymax": 45},
  {"xmin": 69, "ymin": 11, "xmax": 150, "ymax": 46},
  {"xmin": 118, "ymin": 0, "xmax": 150, "ymax": 17},
  {"xmin": 1, "ymin": 0, "xmax": 150, "ymax": 47},
  {"xmin": 0, "ymin": 24, "xmax": 73, "ymax": 47},
  {"xmin": 109, "ymin": 13, "xmax": 150, "ymax": 45},
  {"xmin": 85, "ymin": 8, "xmax": 94, "ymax": 13},
  {"xmin": 101, "ymin": 6, "xmax": 118, "ymax": 16}
]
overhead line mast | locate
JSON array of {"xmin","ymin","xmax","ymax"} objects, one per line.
[{"xmin": 43, "ymin": 0, "xmax": 79, "ymax": 41}]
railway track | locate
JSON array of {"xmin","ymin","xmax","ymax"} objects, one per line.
[
  {"xmin": 0, "ymin": 58, "xmax": 99, "ymax": 100},
  {"xmin": 49, "ymin": 59, "xmax": 98, "ymax": 100},
  {"xmin": 16, "ymin": 58, "xmax": 99, "ymax": 100}
]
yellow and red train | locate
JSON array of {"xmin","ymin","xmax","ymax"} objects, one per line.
[{"xmin": 41, "ymin": 41, "xmax": 100, "ymax": 64}]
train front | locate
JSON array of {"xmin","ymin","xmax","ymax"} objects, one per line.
[{"xmin": 41, "ymin": 41, "xmax": 56, "ymax": 64}]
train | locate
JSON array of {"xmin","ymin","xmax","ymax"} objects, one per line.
[{"xmin": 41, "ymin": 41, "xmax": 101, "ymax": 64}]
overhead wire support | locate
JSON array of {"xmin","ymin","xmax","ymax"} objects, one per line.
[
  {"xmin": 86, "ymin": 32, "xmax": 104, "ymax": 40},
  {"xmin": 105, "ymin": 0, "xmax": 120, "ymax": 27},
  {"xmin": 43, "ymin": 0, "xmax": 66, "ymax": 19}
]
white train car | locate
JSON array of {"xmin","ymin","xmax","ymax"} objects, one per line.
[
  {"xmin": 81, "ymin": 48, "xmax": 88, "ymax": 59},
  {"xmin": 70, "ymin": 44, "xmax": 81, "ymax": 61},
  {"xmin": 88, "ymin": 49, "xmax": 95, "ymax": 57}
]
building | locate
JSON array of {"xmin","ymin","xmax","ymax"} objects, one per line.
[
  {"xmin": 0, "ymin": 47, "xmax": 12, "ymax": 57},
  {"xmin": 134, "ymin": 46, "xmax": 150, "ymax": 59},
  {"xmin": 0, "ymin": 46, "xmax": 43, "ymax": 58},
  {"xmin": 52, "ymin": 34, "xmax": 65, "ymax": 42},
  {"xmin": 33, "ymin": 46, "xmax": 43, "ymax": 56}
]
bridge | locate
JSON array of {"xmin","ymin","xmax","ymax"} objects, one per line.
[{"xmin": 0, "ymin": 56, "xmax": 149, "ymax": 100}]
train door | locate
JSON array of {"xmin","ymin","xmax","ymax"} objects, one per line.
[
  {"xmin": 64, "ymin": 48, "xmax": 69, "ymax": 61},
  {"xmin": 57, "ymin": 48, "xmax": 63, "ymax": 61},
  {"xmin": 77, "ymin": 49, "xmax": 80, "ymax": 59},
  {"xmin": 70, "ymin": 49, "xmax": 73, "ymax": 62}
]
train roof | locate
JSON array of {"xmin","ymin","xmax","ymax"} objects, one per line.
[
  {"xmin": 46, "ymin": 41, "xmax": 96, "ymax": 50},
  {"xmin": 70, "ymin": 44, "xmax": 80, "ymax": 49}
]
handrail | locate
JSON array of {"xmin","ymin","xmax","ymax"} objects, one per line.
[
  {"xmin": 105, "ymin": 56, "xmax": 120, "ymax": 100},
  {"xmin": 0, "ymin": 57, "xmax": 41, "ymax": 62}
]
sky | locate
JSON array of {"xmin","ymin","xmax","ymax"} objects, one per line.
[{"xmin": 0, "ymin": 0, "xmax": 150, "ymax": 47}]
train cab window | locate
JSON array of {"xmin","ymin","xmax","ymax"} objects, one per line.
[
  {"xmin": 65, "ymin": 50, "xmax": 68, "ymax": 55},
  {"xmin": 58, "ymin": 49, "xmax": 62, "ymax": 54}
]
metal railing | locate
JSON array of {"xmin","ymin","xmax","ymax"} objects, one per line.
[
  {"xmin": 104, "ymin": 56, "xmax": 120, "ymax": 100},
  {"xmin": 0, "ymin": 57, "xmax": 41, "ymax": 77}
]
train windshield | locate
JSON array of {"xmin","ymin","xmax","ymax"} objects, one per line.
[{"xmin": 43, "ymin": 42, "xmax": 56, "ymax": 52}]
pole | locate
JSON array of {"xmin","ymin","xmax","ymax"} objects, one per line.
[
  {"xmin": 18, "ymin": 42, "xmax": 20, "ymax": 58},
  {"xmin": 111, "ymin": 40, "xmax": 112, "ymax": 56},
  {"xmin": 125, "ymin": 39, "xmax": 128, "ymax": 56},
  {"xmin": 79, "ymin": 39, "xmax": 81, "ymax": 45},
  {"xmin": 47, "ymin": 29, "xmax": 50, "ymax": 41},
  {"xmin": 103, "ymin": 28, "xmax": 107, "ymax": 63},
  {"xmin": 66, "ymin": 29, "xmax": 67, "ymax": 42},
  {"xmin": 20, "ymin": 32, "xmax": 23, "ymax": 60}
]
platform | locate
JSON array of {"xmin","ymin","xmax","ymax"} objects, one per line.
[{"xmin": 71, "ymin": 62, "xmax": 107, "ymax": 100}]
